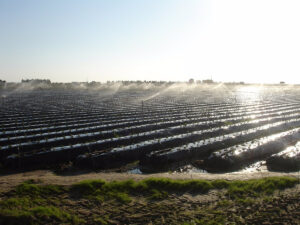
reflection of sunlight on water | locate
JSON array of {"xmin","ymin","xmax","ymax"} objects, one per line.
[
  {"xmin": 236, "ymin": 85, "xmax": 263, "ymax": 102},
  {"xmin": 173, "ymin": 165, "xmax": 207, "ymax": 174},
  {"xmin": 227, "ymin": 161, "xmax": 267, "ymax": 174},
  {"xmin": 127, "ymin": 168, "xmax": 143, "ymax": 174},
  {"xmin": 211, "ymin": 82, "xmax": 224, "ymax": 90},
  {"xmin": 239, "ymin": 161, "xmax": 267, "ymax": 173}
]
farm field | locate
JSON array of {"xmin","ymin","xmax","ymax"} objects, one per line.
[{"xmin": 0, "ymin": 83, "xmax": 300, "ymax": 174}]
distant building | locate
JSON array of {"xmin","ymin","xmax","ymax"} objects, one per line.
[
  {"xmin": 280, "ymin": 81, "xmax": 285, "ymax": 85},
  {"xmin": 202, "ymin": 79, "xmax": 214, "ymax": 84},
  {"xmin": 188, "ymin": 78, "xmax": 194, "ymax": 84}
]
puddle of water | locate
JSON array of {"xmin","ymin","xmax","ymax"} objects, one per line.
[{"xmin": 127, "ymin": 168, "xmax": 143, "ymax": 174}]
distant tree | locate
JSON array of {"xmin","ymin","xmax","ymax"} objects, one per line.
[
  {"xmin": 0, "ymin": 79, "xmax": 6, "ymax": 87},
  {"xmin": 21, "ymin": 79, "xmax": 51, "ymax": 84}
]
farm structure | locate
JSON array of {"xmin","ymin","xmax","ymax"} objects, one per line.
[{"xmin": 0, "ymin": 84, "xmax": 300, "ymax": 173}]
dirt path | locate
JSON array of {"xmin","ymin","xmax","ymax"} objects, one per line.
[{"xmin": 0, "ymin": 170, "xmax": 299, "ymax": 191}]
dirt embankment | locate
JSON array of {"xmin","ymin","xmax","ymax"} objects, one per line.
[
  {"xmin": 0, "ymin": 173, "xmax": 299, "ymax": 225},
  {"xmin": 0, "ymin": 169, "xmax": 299, "ymax": 191}
]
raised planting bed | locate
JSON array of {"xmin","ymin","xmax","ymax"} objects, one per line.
[
  {"xmin": 202, "ymin": 128, "xmax": 300, "ymax": 172},
  {"xmin": 2, "ymin": 86, "xmax": 300, "ymax": 172},
  {"xmin": 266, "ymin": 142, "xmax": 300, "ymax": 172},
  {"xmin": 73, "ymin": 115, "xmax": 298, "ymax": 170},
  {"xmin": 139, "ymin": 119, "xmax": 300, "ymax": 172}
]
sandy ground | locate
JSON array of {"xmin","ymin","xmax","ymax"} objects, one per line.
[{"xmin": 0, "ymin": 170, "xmax": 299, "ymax": 191}]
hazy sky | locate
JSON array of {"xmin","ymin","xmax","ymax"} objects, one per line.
[{"xmin": 1, "ymin": 0, "xmax": 300, "ymax": 83}]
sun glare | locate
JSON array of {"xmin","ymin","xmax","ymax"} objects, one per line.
[{"xmin": 236, "ymin": 85, "xmax": 263, "ymax": 102}]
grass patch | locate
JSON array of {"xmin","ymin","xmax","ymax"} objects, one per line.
[
  {"xmin": 93, "ymin": 216, "xmax": 109, "ymax": 225},
  {"xmin": 70, "ymin": 178, "xmax": 214, "ymax": 202},
  {"xmin": 236, "ymin": 197, "xmax": 255, "ymax": 205},
  {"xmin": 211, "ymin": 179, "xmax": 230, "ymax": 189},
  {"xmin": 15, "ymin": 180, "xmax": 64, "ymax": 197},
  {"xmin": 0, "ymin": 205, "xmax": 83, "ymax": 225},
  {"xmin": 0, "ymin": 176, "xmax": 298, "ymax": 224},
  {"xmin": 70, "ymin": 179, "xmax": 106, "ymax": 196},
  {"xmin": 69, "ymin": 176, "xmax": 298, "ymax": 202},
  {"xmin": 226, "ymin": 176, "xmax": 297, "ymax": 198},
  {"xmin": 1, "ymin": 180, "xmax": 82, "ymax": 224},
  {"xmin": 0, "ymin": 197, "xmax": 32, "ymax": 209},
  {"xmin": 70, "ymin": 179, "xmax": 133, "ymax": 203},
  {"xmin": 11, "ymin": 176, "xmax": 298, "ymax": 203},
  {"xmin": 216, "ymin": 199, "xmax": 233, "ymax": 207},
  {"xmin": 71, "ymin": 176, "xmax": 297, "ymax": 197},
  {"xmin": 184, "ymin": 209, "xmax": 226, "ymax": 225},
  {"xmin": 141, "ymin": 178, "xmax": 213, "ymax": 193},
  {"xmin": 148, "ymin": 189, "xmax": 168, "ymax": 200}
]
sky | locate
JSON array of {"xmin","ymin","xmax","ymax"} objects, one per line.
[{"xmin": 0, "ymin": 0, "xmax": 300, "ymax": 84}]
